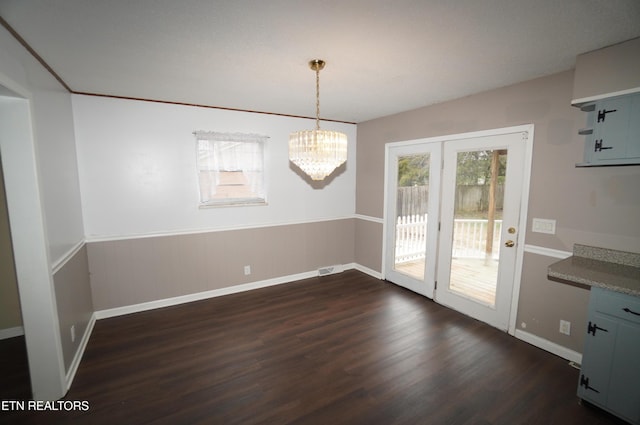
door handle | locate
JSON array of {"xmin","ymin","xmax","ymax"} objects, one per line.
[{"xmin": 505, "ymin": 240, "xmax": 515, "ymax": 248}]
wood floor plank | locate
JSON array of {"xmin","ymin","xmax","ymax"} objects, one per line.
[
  {"xmin": 1, "ymin": 270, "xmax": 628, "ymax": 424},
  {"xmin": 0, "ymin": 335, "xmax": 30, "ymax": 401}
]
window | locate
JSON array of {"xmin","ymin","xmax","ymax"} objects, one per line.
[{"xmin": 194, "ymin": 131, "xmax": 267, "ymax": 207}]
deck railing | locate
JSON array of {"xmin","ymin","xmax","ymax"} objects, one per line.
[
  {"xmin": 395, "ymin": 214, "xmax": 428, "ymax": 263},
  {"xmin": 395, "ymin": 215, "xmax": 502, "ymax": 263},
  {"xmin": 452, "ymin": 219, "xmax": 502, "ymax": 259}
]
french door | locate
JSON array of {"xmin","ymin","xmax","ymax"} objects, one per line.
[
  {"xmin": 384, "ymin": 142, "xmax": 441, "ymax": 297},
  {"xmin": 435, "ymin": 131, "xmax": 527, "ymax": 331},
  {"xmin": 384, "ymin": 127, "xmax": 531, "ymax": 332}
]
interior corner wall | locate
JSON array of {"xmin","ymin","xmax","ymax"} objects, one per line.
[
  {"xmin": 354, "ymin": 218, "xmax": 383, "ymax": 274},
  {"xmin": 355, "ymin": 70, "xmax": 640, "ymax": 354}
]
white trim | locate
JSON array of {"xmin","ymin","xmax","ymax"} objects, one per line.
[
  {"xmin": 508, "ymin": 125, "xmax": 534, "ymax": 335},
  {"xmin": 353, "ymin": 214, "xmax": 383, "ymax": 224},
  {"xmin": 350, "ymin": 262, "xmax": 383, "ymax": 279},
  {"xmin": 65, "ymin": 313, "xmax": 96, "ymax": 390},
  {"xmin": 386, "ymin": 124, "xmax": 536, "ymax": 147},
  {"xmin": 515, "ymin": 329, "xmax": 582, "ymax": 364},
  {"xmin": 85, "ymin": 215, "xmax": 356, "ymax": 243},
  {"xmin": 381, "ymin": 143, "xmax": 391, "ymax": 280},
  {"xmin": 524, "ymin": 244, "xmax": 572, "ymax": 259},
  {"xmin": 0, "ymin": 326, "xmax": 25, "ymax": 340},
  {"xmin": 571, "ymin": 87, "xmax": 640, "ymax": 107},
  {"xmin": 51, "ymin": 239, "xmax": 86, "ymax": 274}
]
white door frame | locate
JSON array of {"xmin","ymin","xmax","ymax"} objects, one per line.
[
  {"xmin": 383, "ymin": 124, "xmax": 534, "ymax": 336},
  {"xmin": 0, "ymin": 75, "xmax": 67, "ymax": 400}
]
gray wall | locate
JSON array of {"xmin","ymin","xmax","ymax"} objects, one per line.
[
  {"xmin": 54, "ymin": 246, "xmax": 93, "ymax": 371},
  {"xmin": 88, "ymin": 219, "xmax": 356, "ymax": 311},
  {"xmin": 0, "ymin": 159, "xmax": 21, "ymax": 332},
  {"xmin": 355, "ymin": 70, "xmax": 640, "ymax": 353},
  {"xmin": 573, "ymin": 37, "xmax": 640, "ymax": 101}
]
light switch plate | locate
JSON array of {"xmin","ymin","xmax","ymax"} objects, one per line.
[{"xmin": 532, "ymin": 218, "xmax": 556, "ymax": 234}]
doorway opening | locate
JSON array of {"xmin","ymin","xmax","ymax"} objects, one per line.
[{"xmin": 0, "ymin": 155, "xmax": 30, "ymax": 400}]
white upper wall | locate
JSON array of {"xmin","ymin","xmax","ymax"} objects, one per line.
[
  {"xmin": 72, "ymin": 95, "xmax": 357, "ymax": 239},
  {"xmin": 0, "ymin": 27, "xmax": 84, "ymax": 265}
]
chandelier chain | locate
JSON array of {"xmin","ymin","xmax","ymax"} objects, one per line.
[
  {"xmin": 315, "ymin": 67, "xmax": 321, "ymax": 131},
  {"xmin": 288, "ymin": 58, "xmax": 347, "ymax": 181}
]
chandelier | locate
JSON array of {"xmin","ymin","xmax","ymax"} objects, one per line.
[{"xmin": 289, "ymin": 59, "xmax": 348, "ymax": 181}]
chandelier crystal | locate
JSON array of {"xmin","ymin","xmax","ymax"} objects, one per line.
[{"xmin": 289, "ymin": 59, "xmax": 348, "ymax": 181}]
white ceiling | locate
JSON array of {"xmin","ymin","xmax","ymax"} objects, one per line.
[{"xmin": 1, "ymin": 1, "xmax": 639, "ymax": 123}]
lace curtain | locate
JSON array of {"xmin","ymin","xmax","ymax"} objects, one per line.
[{"xmin": 194, "ymin": 131, "xmax": 268, "ymax": 204}]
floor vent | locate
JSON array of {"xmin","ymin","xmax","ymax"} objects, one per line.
[{"xmin": 318, "ymin": 265, "xmax": 343, "ymax": 276}]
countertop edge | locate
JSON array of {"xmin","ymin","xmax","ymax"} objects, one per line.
[{"xmin": 547, "ymin": 252, "xmax": 640, "ymax": 298}]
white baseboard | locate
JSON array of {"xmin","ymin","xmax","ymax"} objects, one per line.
[
  {"xmin": 65, "ymin": 313, "xmax": 96, "ymax": 391},
  {"xmin": 515, "ymin": 329, "xmax": 582, "ymax": 364},
  {"xmin": 0, "ymin": 326, "xmax": 25, "ymax": 340},
  {"xmin": 350, "ymin": 262, "xmax": 383, "ymax": 279},
  {"xmin": 96, "ymin": 269, "xmax": 326, "ymax": 319},
  {"xmin": 95, "ymin": 265, "xmax": 384, "ymax": 320}
]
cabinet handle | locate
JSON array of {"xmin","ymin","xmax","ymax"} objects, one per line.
[
  {"xmin": 623, "ymin": 307, "xmax": 640, "ymax": 316},
  {"xmin": 597, "ymin": 108, "xmax": 617, "ymax": 123},
  {"xmin": 587, "ymin": 321, "xmax": 608, "ymax": 336},
  {"xmin": 594, "ymin": 139, "xmax": 613, "ymax": 152},
  {"xmin": 580, "ymin": 375, "xmax": 600, "ymax": 393}
]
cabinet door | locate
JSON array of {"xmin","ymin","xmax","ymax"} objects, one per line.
[
  {"xmin": 592, "ymin": 96, "xmax": 631, "ymax": 161},
  {"xmin": 578, "ymin": 313, "xmax": 617, "ymax": 407},
  {"xmin": 608, "ymin": 321, "xmax": 640, "ymax": 424},
  {"xmin": 628, "ymin": 95, "xmax": 640, "ymax": 159}
]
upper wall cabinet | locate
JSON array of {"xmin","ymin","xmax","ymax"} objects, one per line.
[
  {"xmin": 572, "ymin": 38, "xmax": 640, "ymax": 167},
  {"xmin": 577, "ymin": 93, "xmax": 640, "ymax": 167},
  {"xmin": 572, "ymin": 37, "xmax": 640, "ymax": 106}
]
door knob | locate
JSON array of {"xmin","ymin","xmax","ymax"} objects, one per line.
[{"xmin": 505, "ymin": 240, "xmax": 515, "ymax": 248}]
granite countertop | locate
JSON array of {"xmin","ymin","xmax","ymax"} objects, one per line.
[{"xmin": 548, "ymin": 244, "xmax": 640, "ymax": 297}]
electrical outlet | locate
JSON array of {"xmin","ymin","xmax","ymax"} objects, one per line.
[
  {"xmin": 532, "ymin": 218, "xmax": 556, "ymax": 234},
  {"xmin": 243, "ymin": 265, "xmax": 251, "ymax": 275},
  {"xmin": 559, "ymin": 320, "xmax": 571, "ymax": 336},
  {"xmin": 70, "ymin": 325, "xmax": 76, "ymax": 342}
]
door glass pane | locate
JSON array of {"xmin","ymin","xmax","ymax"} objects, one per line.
[
  {"xmin": 393, "ymin": 154, "xmax": 430, "ymax": 280},
  {"xmin": 448, "ymin": 149, "xmax": 507, "ymax": 307}
]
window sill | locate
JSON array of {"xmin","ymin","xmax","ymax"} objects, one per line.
[{"xmin": 198, "ymin": 200, "xmax": 268, "ymax": 209}]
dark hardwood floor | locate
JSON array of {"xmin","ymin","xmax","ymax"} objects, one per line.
[
  {"xmin": 1, "ymin": 270, "xmax": 627, "ymax": 424},
  {"xmin": 0, "ymin": 335, "xmax": 30, "ymax": 401}
]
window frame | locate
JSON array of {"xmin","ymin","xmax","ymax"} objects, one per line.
[{"xmin": 194, "ymin": 131, "xmax": 268, "ymax": 208}]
